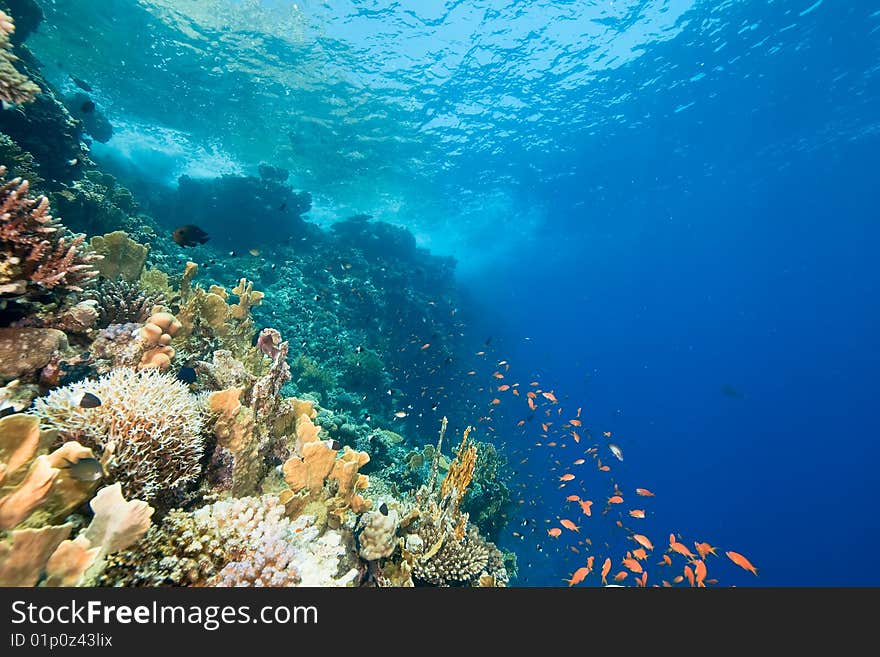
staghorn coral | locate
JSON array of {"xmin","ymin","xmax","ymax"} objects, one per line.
[
  {"xmin": 0, "ymin": 167, "xmax": 100, "ymax": 303},
  {"xmin": 32, "ymin": 368, "xmax": 206, "ymax": 505},
  {"xmin": 85, "ymin": 278, "xmax": 166, "ymax": 328},
  {"xmin": 0, "ymin": 11, "xmax": 38, "ymax": 104}
]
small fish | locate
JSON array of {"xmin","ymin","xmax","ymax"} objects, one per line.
[
  {"xmin": 565, "ymin": 494, "xmax": 580, "ymax": 502},
  {"xmin": 695, "ymin": 542, "xmax": 718, "ymax": 559},
  {"xmin": 393, "ymin": 411, "xmax": 408, "ymax": 418},
  {"xmin": 278, "ymin": 202, "xmax": 287, "ymax": 212},
  {"xmin": 725, "ymin": 550, "xmax": 758, "ymax": 576},
  {"xmin": 635, "ymin": 488, "xmax": 655, "ymax": 497},
  {"xmin": 603, "ymin": 431, "xmax": 612, "ymax": 437},
  {"xmin": 573, "ymin": 458, "xmax": 585, "ymax": 465},
  {"xmin": 684, "ymin": 565, "xmax": 695, "ymax": 587},
  {"xmin": 80, "ymin": 100, "xmax": 95, "ymax": 114},
  {"xmin": 560, "ymin": 519, "xmax": 580, "ymax": 532},
  {"xmin": 623, "ymin": 558, "xmax": 643, "ymax": 574},
  {"xmin": 248, "ymin": 248, "xmax": 261, "ymax": 257},
  {"xmin": 578, "ymin": 500, "xmax": 593, "ymax": 516},
  {"xmin": 547, "ymin": 528, "xmax": 562, "ymax": 538},
  {"xmin": 566, "ymin": 566, "xmax": 591, "ymax": 587},
  {"xmin": 379, "ymin": 502, "xmax": 388, "ymax": 516},
  {"xmin": 420, "ymin": 343, "xmax": 431, "ymax": 350},
  {"xmin": 559, "ymin": 473, "xmax": 575, "ymax": 482},
  {"xmin": 569, "ymin": 419, "xmax": 582, "ymax": 427},
  {"xmin": 79, "ymin": 392, "xmax": 102, "ymax": 408},
  {"xmin": 176, "ymin": 367, "xmax": 197, "ymax": 384},
  {"xmin": 613, "ymin": 571, "xmax": 628, "ymax": 582},
  {"xmin": 633, "ymin": 534, "xmax": 654, "ymax": 550},
  {"xmin": 694, "ymin": 559, "xmax": 707, "ymax": 587},
  {"xmin": 607, "ymin": 495, "xmax": 623, "ymax": 504},
  {"xmin": 609, "ymin": 443, "xmax": 624, "ymax": 461},
  {"xmin": 628, "ymin": 509, "xmax": 646, "ymax": 519},
  {"xmin": 60, "ymin": 457, "xmax": 103, "ymax": 482},
  {"xmin": 601, "ymin": 557, "xmax": 612, "ymax": 585},
  {"xmin": 355, "ymin": 345, "xmax": 364, "ymax": 353},
  {"xmin": 330, "ymin": 440, "xmax": 341, "ymax": 451},
  {"xmin": 172, "ymin": 224, "xmax": 210, "ymax": 247}
]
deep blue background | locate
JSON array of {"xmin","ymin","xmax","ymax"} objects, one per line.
[{"xmin": 462, "ymin": 5, "xmax": 880, "ymax": 584}]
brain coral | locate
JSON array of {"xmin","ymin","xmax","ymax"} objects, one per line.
[{"xmin": 32, "ymin": 368, "xmax": 205, "ymax": 504}]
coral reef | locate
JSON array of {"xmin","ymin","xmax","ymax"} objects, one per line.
[
  {"xmin": 89, "ymin": 231, "xmax": 148, "ymax": 283},
  {"xmin": 32, "ymin": 368, "xmax": 205, "ymax": 506},
  {"xmin": 85, "ymin": 278, "xmax": 166, "ymax": 328},
  {"xmin": 0, "ymin": 10, "xmax": 37, "ymax": 105},
  {"xmin": 0, "ymin": 168, "xmax": 99, "ymax": 308}
]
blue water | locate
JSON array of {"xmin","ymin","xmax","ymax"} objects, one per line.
[{"xmin": 30, "ymin": 0, "xmax": 880, "ymax": 585}]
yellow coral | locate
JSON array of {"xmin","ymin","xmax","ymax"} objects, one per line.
[
  {"xmin": 441, "ymin": 426, "xmax": 477, "ymax": 509},
  {"xmin": 89, "ymin": 231, "xmax": 149, "ymax": 282}
]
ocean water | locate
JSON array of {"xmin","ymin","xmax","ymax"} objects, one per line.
[{"xmin": 23, "ymin": 0, "xmax": 880, "ymax": 585}]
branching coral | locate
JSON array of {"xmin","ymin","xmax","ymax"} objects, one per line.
[
  {"xmin": 99, "ymin": 495, "xmax": 357, "ymax": 587},
  {"xmin": 32, "ymin": 368, "xmax": 205, "ymax": 505},
  {"xmin": 0, "ymin": 11, "xmax": 38, "ymax": 105},
  {"xmin": 0, "ymin": 167, "xmax": 100, "ymax": 301},
  {"xmin": 85, "ymin": 278, "xmax": 166, "ymax": 328}
]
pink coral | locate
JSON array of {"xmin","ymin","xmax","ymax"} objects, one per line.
[{"xmin": 0, "ymin": 168, "xmax": 100, "ymax": 300}]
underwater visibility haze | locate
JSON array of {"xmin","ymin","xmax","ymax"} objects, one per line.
[{"xmin": 0, "ymin": 0, "xmax": 877, "ymax": 587}]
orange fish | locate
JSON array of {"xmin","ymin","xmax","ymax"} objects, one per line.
[
  {"xmin": 628, "ymin": 509, "xmax": 646, "ymax": 519},
  {"xmin": 512, "ymin": 388, "xmax": 520, "ymax": 396},
  {"xmin": 598, "ymin": 465, "xmax": 610, "ymax": 472},
  {"xmin": 578, "ymin": 500, "xmax": 593, "ymax": 517},
  {"xmin": 632, "ymin": 548, "xmax": 648, "ymax": 561},
  {"xmin": 490, "ymin": 398, "xmax": 501, "ymax": 405},
  {"xmin": 493, "ymin": 372, "xmax": 504, "ymax": 379},
  {"xmin": 541, "ymin": 422, "xmax": 550, "ymax": 432},
  {"xmin": 573, "ymin": 458, "xmax": 586, "ymax": 465},
  {"xmin": 694, "ymin": 559, "xmax": 707, "ymax": 587},
  {"xmin": 635, "ymin": 488, "xmax": 655, "ymax": 497},
  {"xmin": 684, "ymin": 565, "xmax": 695, "ymax": 587},
  {"xmin": 632, "ymin": 534, "xmax": 654, "ymax": 550},
  {"xmin": 566, "ymin": 566, "xmax": 591, "ymax": 587},
  {"xmin": 517, "ymin": 420, "xmax": 525, "ymax": 427},
  {"xmin": 603, "ymin": 431, "xmax": 611, "ymax": 437},
  {"xmin": 526, "ymin": 391, "xmax": 537, "ymax": 399},
  {"xmin": 638, "ymin": 571, "xmax": 648, "ymax": 588},
  {"xmin": 659, "ymin": 554, "xmax": 672, "ymax": 566},
  {"xmin": 571, "ymin": 431, "xmax": 581, "ymax": 443},
  {"xmin": 560, "ymin": 519, "xmax": 580, "ymax": 533},
  {"xmin": 542, "ymin": 391, "xmax": 558, "ymax": 403},
  {"xmin": 672, "ymin": 575, "xmax": 684, "ymax": 584},
  {"xmin": 547, "ymin": 528, "xmax": 562, "ymax": 538},
  {"xmin": 694, "ymin": 542, "xmax": 718, "ymax": 559},
  {"xmin": 601, "ymin": 557, "xmax": 611, "ymax": 585},
  {"xmin": 528, "ymin": 398, "xmax": 537, "ymax": 411},
  {"xmin": 559, "ymin": 473, "xmax": 575, "ymax": 482},
  {"xmin": 725, "ymin": 551, "xmax": 758, "ymax": 576},
  {"xmin": 587, "ymin": 556, "xmax": 594, "ymax": 571},
  {"xmin": 421, "ymin": 343, "xmax": 431, "ymax": 350},
  {"xmin": 497, "ymin": 385, "xmax": 510, "ymax": 391},
  {"xmin": 565, "ymin": 494, "xmax": 580, "ymax": 502},
  {"xmin": 613, "ymin": 571, "xmax": 628, "ymax": 582},
  {"xmin": 622, "ymin": 558, "xmax": 643, "ymax": 574},
  {"xmin": 669, "ymin": 535, "xmax": 695, "ymax": 559},
  {"xmin": 570, "ymin": 419, "xmax": 582, "ymax": 427},
  {"xmin": 607, "ymin": 495, "xmax": 623, "ymax": 504}
]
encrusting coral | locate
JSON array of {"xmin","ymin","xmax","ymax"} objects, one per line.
[{"xmin": 31, "ymin": 368, "xmax": 206, "ymax": 506}]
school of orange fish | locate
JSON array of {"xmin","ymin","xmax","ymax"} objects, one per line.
[
  {"xmin": 475, "ymin": 357, "xmax": 758, "ymax": 587},
  {"xmin": 392, "ymin": 323, "xmax": 758, "ymax": 587}
]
